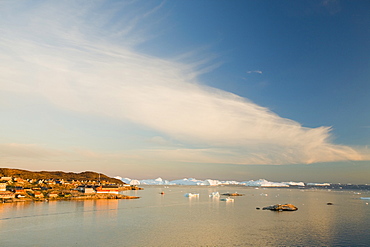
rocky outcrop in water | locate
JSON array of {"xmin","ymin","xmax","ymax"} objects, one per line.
[
  {"xmin": 262, "ymin": 204, "xmax": 298, "ymax": 211},
  {"xmin": 221, "ymin": 192, "xmax": 244, "ymax": 196}
]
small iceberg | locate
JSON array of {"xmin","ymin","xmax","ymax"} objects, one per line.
[
  {"xmin": 220, "ymin": 197, "xmax": 234, "ymax": 202},
  {"xmin": 209, "ymin": 192, "xmax": 220, "ymax": 197},
  {"xmin": 360, "ymin": 197, "xmax": 370, "ymax": 200},
  {"xmin": 184, "ymin": 193, "xmax": 199, "ymax": 197}
]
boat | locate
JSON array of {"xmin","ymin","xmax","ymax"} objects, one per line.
[
  {"xmin": 220, "ymin": 197, "xmax": 234, "ymax": 202},
  {"xmin": 360, "ymin": 197, "xmax": 370, "ymax": 200}
]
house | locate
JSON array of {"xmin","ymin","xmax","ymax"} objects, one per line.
[
  {"xmin": 95, "ymin": 185, "xmax": 119, "ymax": 194},
  {"xmin": 0, "ymin": 192, "xmax": 15, "ymax": 199},
  {"xmin": 48, "ymin": 191, "xmax": 59, "ymax": 198},
  {"xmin": 14, "ymin": 186, "xmax": 25, "ymax": 193},
  {"xmin": 0, "ymin": 182, "xmax": 7, "ymax": 192},
  {"xmin": 14, "ymin": 178, "xmax": 26, "ymax": 184},
  {"xmin": 77, "ymin": 186, "xmax": 95, "ymax": 194},
  {"xmin": 0, "ymin": 177, "xmax": 12, "ymax": 183},
  {"xmin": 33, "ymin": 191, "xmax": 44, "ymax": 198},
  {"xmin": 46, "ymin": 179, "xmax": 56, "ymax": 185}
]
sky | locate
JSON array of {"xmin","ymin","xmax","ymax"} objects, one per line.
[{"xmin": 1, "ymin": 0, "xmax": 369, "ymax": 183}]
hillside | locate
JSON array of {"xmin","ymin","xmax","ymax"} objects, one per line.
[{"xmin": 0, "ymin": 168, "xmax": 124, "ymax": 184}]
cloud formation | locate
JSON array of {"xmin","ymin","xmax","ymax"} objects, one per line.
[
  {"xmin": 246, "ymin": 70, "xmax": 263, "ymax": 74},
  {"xmin": 0, "ymin": 1, "xmax": 365, "ymax": 167}
]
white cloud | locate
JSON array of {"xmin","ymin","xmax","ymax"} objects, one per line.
[
  {"xmin": 0, "ymin": 1, "xmax": 365, "ymax": 166},
  {"xmin": 246, "ymin": 70, "xmax": 263, "ymax": 74}
]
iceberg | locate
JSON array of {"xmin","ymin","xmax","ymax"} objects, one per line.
[
  {"xmin": 170, "ymin": 178, "xmax": 207, "ymax": 186},
  {"xmin": 184, "ymin": 193, "xmax": 199, "ymax": 197},
  {"xmin": 282, "ymin": 181, "xmax": 305, "ymax": 186},
  {"xmin": 114, "ymin": 176, "xmax": 322, "ymax": 188},
  {"xmin": 307, "ymin": 182, "xmax": 331, "ymax": 186},
  {"xmin": 139, "ymin": 177, "xmax": 172, "ymax": 185},
  {"xmin": 209, "ymin": 192, "xmax": 220, "ymax": 197},
  {"xmin": 114, "ymin": 177, "xmax": 140, "ymax": 185},
  {"xmin": 241, "ymin": 179, "xmax": 289, "ymax": 187},
  {"xmin": 203, "ymin": 179, "xmax": 221, "ymax": 186},
  {"xmin": 219, "ymin": 180, "xmax": 241, "ymax": 185}
]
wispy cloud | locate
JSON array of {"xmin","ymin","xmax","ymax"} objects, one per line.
[
  {"xmin": 0, "ymin": 0, "xmax": 366, "ymax": 167},
  {"xmin": 246, "ymin": 70, "xmax": 263, "ymax": 74}
]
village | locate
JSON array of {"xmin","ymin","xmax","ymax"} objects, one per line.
[{"xmin": 0, "ymin": 176, "xmax": 142, "ymax": 203}]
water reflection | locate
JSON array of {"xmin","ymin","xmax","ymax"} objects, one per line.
[{"xmin": 0, "ymin": 187, "xmax": 369, "ymax": 246}]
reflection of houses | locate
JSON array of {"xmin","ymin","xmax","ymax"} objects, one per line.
[{"xmin": 95, "ymin": 185, "xmax": 119, "ymax": 194}]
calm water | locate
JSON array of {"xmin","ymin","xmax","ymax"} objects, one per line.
[{"xmin": 1, "ymin": 186, "xmax": 369, "ymax": 246}]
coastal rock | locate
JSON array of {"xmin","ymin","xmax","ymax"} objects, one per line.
[
  {"xmin": 221, "ymin": 192, "xmax": 244, "ymax": 196},
  {"xmin": 262, "ymin": 204, "xmax": 298, "ymax": 211}
]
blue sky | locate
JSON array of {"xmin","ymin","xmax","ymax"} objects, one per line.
[{"xmin": 1, "ymin": 0, "xmax": 369, "ymax": 183}]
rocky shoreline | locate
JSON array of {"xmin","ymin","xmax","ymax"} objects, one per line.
[
  {"xmin": 0, "ymin": 168, "xmax": 145, "ymax": 203},
  {"xmin": 2, "ymin": 193, "xmax": 140, "ymax": 203}
]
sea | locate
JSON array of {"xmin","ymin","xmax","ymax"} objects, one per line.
[{"xmin": 1, "ymin": 186, "xmax": 369, "ymax": 247}]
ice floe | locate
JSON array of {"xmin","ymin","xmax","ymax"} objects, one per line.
[{"xmin": 184, "ymin": 193, "xmax": 199, "ymax": 197}]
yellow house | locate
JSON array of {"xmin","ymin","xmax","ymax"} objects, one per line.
[{"xmin": 0, "ymin": 182, "xmax": 7, "ymax": 192}]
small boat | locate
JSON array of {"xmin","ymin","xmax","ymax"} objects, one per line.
[
  {"xmin": 220, "ymin": 197, "xmax": 234, "ymax": 202},
  {"xmin": 184, "ymin": 193, "xmax": 199, "ymax": 197},
  {"xmin": 360, "ymin": 197, "xmax": 370, "ymax": 200}
]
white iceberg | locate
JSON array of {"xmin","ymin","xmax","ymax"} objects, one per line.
[
  {"xmin": 184, "ymin": 193, "xmax": 199, "ymax": 197},
  {"xmin": 209, "ymin": 192, "xmax": 220, "ymax": 197},
  {"xmin": 114, "ymin": 176, "xmax": 331, "ymax": 188},
  {"xmin": 282, "ymin": 181, "xmax": 305, "ymax": 186},
  {"xmin": 203, "ymin": 179, "xmax": 221, "ymax": 186},
  {"xmin": 219, "ymin": 180, "xmax": 241, "ymax": 185},
  {"xmin": 241, "ymin": 179, "xmax": 289, "ymax": 187},
  {"xmin": 171, "ymin": 178, "xmax": 207, "ymax": 185},
  {"xmin": 114, "ymin": 177, "xmax": 140, "ymax": 185},
  {"xmin": 307, "ymin": 182, "xmax": 331, "ymax": 186},
  {"xmin": 139, "ymin": 177, "xmax": 173, "ymax": 185}
]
